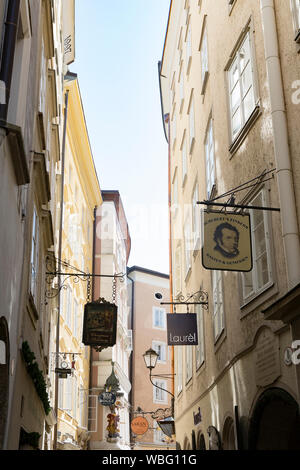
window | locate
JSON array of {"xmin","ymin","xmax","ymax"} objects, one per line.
[
  {"xmin": 195, "ymin": 303, "xmax": 205, "ymax": 369},
  {"xmin": 152, "ymin": 341, "xmax": 167, "ymax": 362},
  {"xmin": 39, "ymin": 39, "xmax": 47, "ymax": 113},
  {"xmin": 73, "ymin": 300, "xmax": 79, "ymax": 337},
  {"xmin": 205, "ymin": 117, "xmax": 215, "ymax": 198},
  {"xmin": 241, "ymin": 190, "xmax": 273, "ymax": 301},
  {"xmin": 172, "ymin": 169, "xmax": 178, "ymax": 215},
  {"xmin": 181, "ymin": 131, "xmax": 187, "ymax": 184},
  {"xmin": 188, "ymin": 93, "xmax": 195, "ymax": 154},
  {"xmin": 171, "ymin": 112, "xmax": 177, "ymax": 148},
  {"xmin": 153, "ymin": 379, "xmax": 167, "ymax": 403},
  {"xmin": 179, "ymin": 62, "xmax": 184, "ymax": 112},
  {"xmin": 30, "ymin": 206, "xmax": 40, "ymax": 300},
  {"xmin": 212, "ymin": 270, "xmax": 224, "ymax": 340},
  {"xmin": 184, "ymin": 213, "xmax": 192, "ymax": 276},
  {"xmin": 173, "ymin": 244, "xmax": 182, "ymax": 298},
  {"xmin": 200, "ymin": 22, "xmax": 209, "ymax": 94},
  {"xmin": 185, "ymin": 345, "xmax": 193, "ymax": 383},
  {"xmin": 192, "ymin": 183, "xmax": 200, "ymax": 250},
  {"xmin": 65, "ymin": 287, "xmax": 72, "ymax": 330},
  {"xmin": 153, "ymin": 307, "xmax": 166, "ymax": 329},
  {"xmin": 291, "ymin": 0, "xmax": 300, "ymax": 41},
  {"xmin": 186, "ymin": 20, "xmax": 192, "ymax": 73},
  {"xmin": 228, "ymin": 31, "xmax": 256, "ymax": 141}
]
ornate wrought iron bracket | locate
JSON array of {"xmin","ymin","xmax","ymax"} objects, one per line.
[
  {"xmin": 133, "ymin": 405, "xmax": 173, "ymax": 421},
  {"xmin": 160, "ymin": 290, "xmax": 209, "ymax": 313},
  {"xmin": 45, "ymin": 254, "xmax": 125, "ymax": 304}
]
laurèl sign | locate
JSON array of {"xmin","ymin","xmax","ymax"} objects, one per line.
[{"xmin": 167, "ymin": 314, "xmax": 198, "ymax": 346}]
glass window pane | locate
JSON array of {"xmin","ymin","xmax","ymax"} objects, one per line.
[
  {"xmin": 256, "ymin": 252, "xmax": 270, "ymax": 289},
  {"xmin": 242, "ymin": 271, "xmax": 254, "ymax": 298},
  {"xmin": 232, "ymin": 108, "xmax": 242, "ymax": 138},
  {"xmin": 230, "ymin": 59, "xmax": 239, "ymax": 90},
  {"xmin": 241, "ymin": 63, "xmax": 252, "ymax": 97},
  {"xmin": 254, "ymin": 222, "xmax": 267, "ymax": 257},
  {"xmin": 231, "ymin": 83, "xmax": 241, "ymax": 114},
  {"xmin": 243, "ymin": 87, "xmax": 255, "ymax": 122},
  {"xmin": 239, "ymin": 34, "xmax": 250, "ymax": 72}
]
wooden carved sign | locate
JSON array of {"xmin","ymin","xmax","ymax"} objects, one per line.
[{"xmin": 82, "ymin": 299, "xmax": 117, "ymax": 348}]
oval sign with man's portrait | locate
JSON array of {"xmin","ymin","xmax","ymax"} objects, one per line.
[{"xmin": 201, "ymin": 210, "xmax": 253, "ymax": 272}]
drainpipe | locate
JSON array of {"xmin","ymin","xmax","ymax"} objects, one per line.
[
  {"xmin": 260, "ymin": 0, "xmax": 300, "ymax": 290},
  {"xmin": 0, "ymin": 0, "xmax": 21, "ymax": 122}
]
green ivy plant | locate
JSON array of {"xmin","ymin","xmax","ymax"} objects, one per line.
[
  {"xmin": 21, "ymin": 341, "xmax": 51, "ymax": 415},
  {"xmin": 19, "ymin": 428, "xmax": 41, "ymax": 450}
]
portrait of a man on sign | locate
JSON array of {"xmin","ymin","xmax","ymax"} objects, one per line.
[
  {"xmin": 202, "ymin": 210, "xmax": 253, "ymax": 272},
  {"xmin": 213, "ymin": 222, "xmax": 240, "ymax": 258}
]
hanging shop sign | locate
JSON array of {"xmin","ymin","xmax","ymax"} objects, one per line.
[
  {"xmin": 131, "ymin": 416, "xmax": 149, "ymax": 436},
  {"xmin": 62, "ymin": 0, "xmax": 75, "ymax": 65},
  {"xmin": 167, "ymin": 314, "xmax": 198, "ymax": 346},
  {"xmin": 82, "ymin": 299, "xmax": 117, "ymax": 348},
  {"xmin": 99, "ymin": 391, "xmax": 117, "ymax": 407},
  {"xmin": 201, "ymin": 210, "xmax": 253, "ymax": 272}
]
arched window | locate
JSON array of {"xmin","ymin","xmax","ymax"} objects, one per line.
[{"xmin": 222, "ymin": 417, "xmax": 236, "ymax": 450}]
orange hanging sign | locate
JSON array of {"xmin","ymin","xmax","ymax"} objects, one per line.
[{"xmin": 131, "ymin": 416, "xmax": 149, "ymax": 435}]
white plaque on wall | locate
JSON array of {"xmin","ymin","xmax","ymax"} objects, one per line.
[{"xmin": 254, "ymin": 328, "xmax": 281, "ymax": 387}]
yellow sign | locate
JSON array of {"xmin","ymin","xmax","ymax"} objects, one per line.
[{"xmin": 202, "ymin": 210, "xmax": 252, "ymax": 272}]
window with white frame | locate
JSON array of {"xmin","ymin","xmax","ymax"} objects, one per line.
[
  {"xmin": 171, "ymin": 111, "xmax": 177, "ymax": 148},
  {"xmin": 172, "ymin": 168, "xmax": 178, "ymax": 215},
  {"xmin": 73, "ymin": 299, "xmax": 79, "ymax": 338},
  {"xmin": 188, "ymin": 93, "xmax": 195, "ymax": 153},
  {"xmin": 195, "ymin": 303, "xmax": 205, "ymax": 369},
  {"xmin": 291, "ymin": 0, "xmax": 300, "ymax": 40},
  {"xmin": 176, "ymin": 346, "xmax": 183, "ymax": 395},
  {"xmin": 181, "ymin": 131, "xmax": 187, "ymax": 184},
  {"xmin": 179, "ymin": 62, "xmax": 184, "ymax": 112},
  {"xmin": 30, "ymin": 205, "xmax": 40, "ymax": 301},
  {"xmin": 228, "ymin": 31, "xmax": 256, "ymax": 141},
  {"xmin": 185, "ymin": 345, "xmax": 193, "ymax": 383},
  {"xmin": 65, "ymin": 375, "xmax": 73, "ymax": 413},
  {"xmin": 241, "ymin": 189, "xmax": 273, "ymax": 302},
  {"xmin": 186, "ymin": 20, "xmax": 192, "ymax": 73},
  {"xmin": 192, "ymin": 183, "xmax": 200, "ymax": 250},
  {"xmin": 200, "ymin": 21, "xmax": 209, "ymax": 93},
  {"xmin": 65, "ymin": 287, "xmax": 72, "ymax": 330},
  {"xmin": 212, "ymin": 270, "xmax": 224, "ymax": 340},
  {"xmin": 153, "ymin": 379, "xmax": 167, "ymax": 404},
  {"xmin": 173, "ymin": 243, "xmax": 182, "ymax": 298},
  {"xmin": 153, "ymin": 307, "xmax": 166, "ymax": 329},
  {"xmin": 152, "ymin": 341, "xmax": 167, "ymax": 363},
  {"xmin": 205, "ymin": 117, "xmax": 215, "ymax": 198},
  {"xmin": 184, "ymin": 213, "xmax": 192, "ymax": 276}
]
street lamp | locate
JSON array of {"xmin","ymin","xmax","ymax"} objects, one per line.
[
  {"xmin": 143, "ymin": 348, "xmax": 176, "ymax": 438},
  {"xmin": 143, "ymin": 348, "xmax": 159, "ymax": 370}
]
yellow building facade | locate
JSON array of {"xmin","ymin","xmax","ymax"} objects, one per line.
[{"xmin": 49, "ymin": 73, "xmax": 102, "ymax": 450}]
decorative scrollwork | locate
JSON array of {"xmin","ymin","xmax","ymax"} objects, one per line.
[
  {"xmin": 44, "ymin": 254, "xmax": 126, "ymax": 305},
  {"xmin": 171, "ymin": 290, "xmax": 209, "ymax": 312}
]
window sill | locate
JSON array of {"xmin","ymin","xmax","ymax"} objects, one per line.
[
  {"xmin": 228, "ymin": 0, "xmax": 237, "ymax": 15},
  {"xmin": 214, "ymin": 328, "xmax": 226, "ymax": 352},
  {"xmin": 185, "ymin": 266, "xmax": 192, "ymax": 282},
  {"xmin": 240, "ymin": 280, "xmax": 278, "ymax": 319},
  {"xmin": 295, "ymin": 29, "xmax": 300, "ymax": 44},
  {"xmin": 229, "ymin": 104, "xmax": 261, "ymax": 156}
]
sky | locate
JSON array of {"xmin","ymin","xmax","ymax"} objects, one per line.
[{"xmin": 70, "ymin": 0, "xmax": 171, "ymax": 274}]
